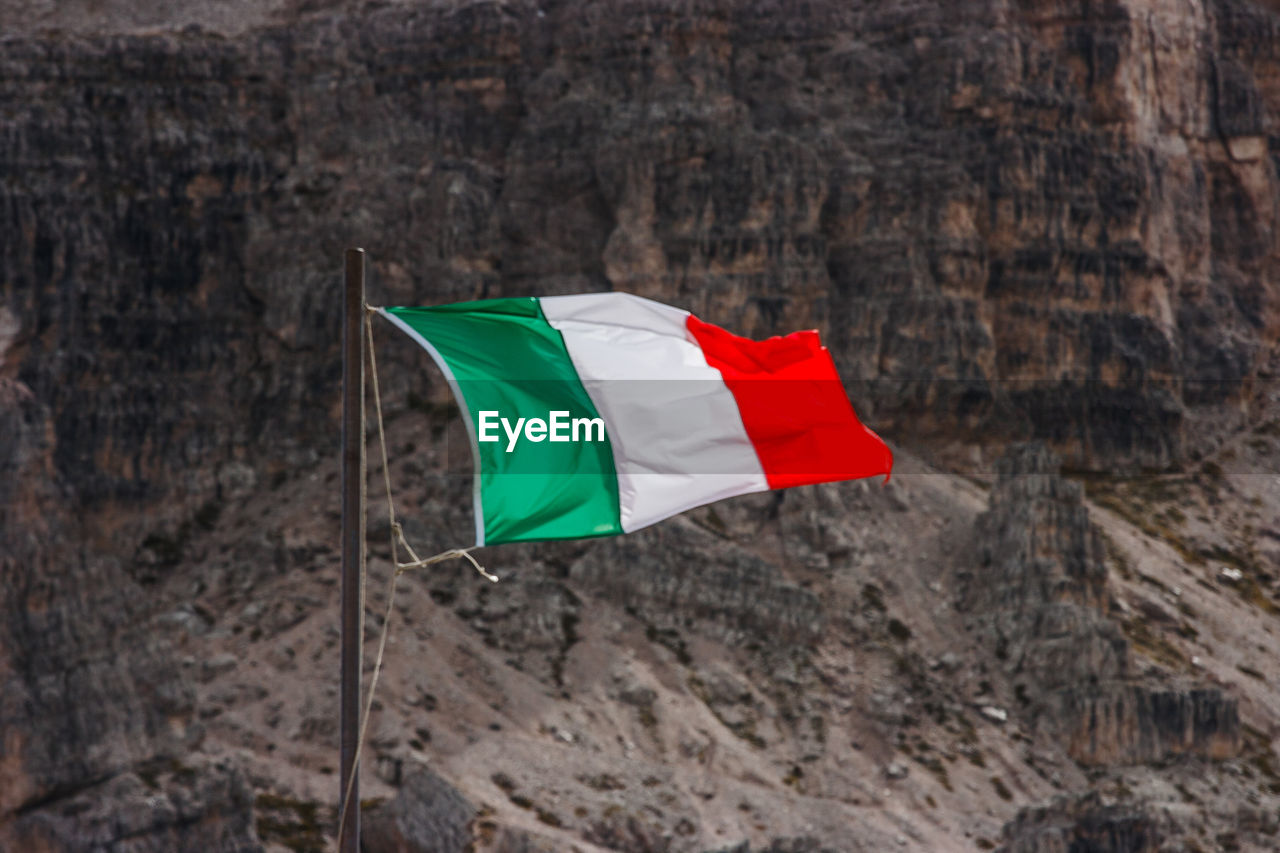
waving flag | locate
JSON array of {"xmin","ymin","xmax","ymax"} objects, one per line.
[{"xmin": 380, "ymin": 292, "xmax": 891, "ymax": 545}]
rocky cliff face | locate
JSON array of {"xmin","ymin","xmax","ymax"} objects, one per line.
[
  {"xmin": 997, "ymin": 792, "xmax": 1165, "ymax": 853},
  {"xmin": 2, "ymin": 0, "xmax": 1279, "ymax": 850},
  {"xmin": 5, "ymin": 0, "xmax": 1279, "ymax": 510},
  {"xmin": 960, "ymin": 443, "xmax": 1240, "ymax": 766},
  {"xmin": 961, "ymin": 445, "xmax": 1130, "ymax": 693}
]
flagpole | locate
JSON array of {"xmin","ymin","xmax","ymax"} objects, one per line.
[{"xmin": 339, "ymin": 247, "xmax": 366, "ymax": 853}]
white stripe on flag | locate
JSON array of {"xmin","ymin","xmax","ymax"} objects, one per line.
[{"xmin": 541, "ymin": 293, "xmax": 768, "ymax": 532}]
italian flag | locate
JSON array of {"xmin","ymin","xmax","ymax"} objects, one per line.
[{"xmin": 380, "ymin": 293, "xmax": 891, "ymax": 546}]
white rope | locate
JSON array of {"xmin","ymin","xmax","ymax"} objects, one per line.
[{"xmin": 336, "ymin": 307, "xmax": 496, "ymax": 847}]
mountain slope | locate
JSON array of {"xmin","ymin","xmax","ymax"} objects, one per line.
[{"xmin": 1, "ymin": 0, "xmax": 1279, "ymax": 850}]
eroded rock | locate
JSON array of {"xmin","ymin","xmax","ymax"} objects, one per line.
[
  {"xmin": 997, "ymin": 792, "xmax": 1162, "ymax": 853},
  {"xmin": 960, "ymin": 443, "xmax": 1240, "ymax": 766}
]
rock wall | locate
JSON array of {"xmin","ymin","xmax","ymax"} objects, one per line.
[
  {"xmin": 959, "ymin": 443, "xmax": 1240, "ymax": 765},
  {"xmin": 1059, "ymin": 684, "xmax": 1240, "ymax": 765},
  {"xmin": 3, "ymin": 0, "xmax": 1278, "ymax": 526},
  {"xmin": 997, "ymin": 792, "xmax": 1163, "ymax": 853},
  {"xmin": 0, "ymin": 0, "xmax": 1278, "ymax": 847},
  {"xmin": 960, "ymin": 444, "xmax": 1130, "ymax": 693},
  {"xmin": 1, "ymin": 316, "xmax": 231, "ymax": 843}
]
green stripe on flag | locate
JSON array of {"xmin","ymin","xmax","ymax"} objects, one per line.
[{"xmin": 384, "ymin": 299, "xmax": 623, "ymax": 545}]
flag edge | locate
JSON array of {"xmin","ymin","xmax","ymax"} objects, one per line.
[{"xmin": 379, "ymin": 306, "xmax": 487, "ymax": 547}]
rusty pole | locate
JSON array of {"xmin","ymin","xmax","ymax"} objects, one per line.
[{"xmin": 339, "ymin": 248, "xmax": 366, "ymax": 853}]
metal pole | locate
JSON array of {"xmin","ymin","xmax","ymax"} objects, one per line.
[{"xmin": 339, "ymin": 248, "xmax": 366, "ymax": 853}]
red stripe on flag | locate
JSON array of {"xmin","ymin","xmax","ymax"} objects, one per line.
[{"xmin": 685, "ymin": 315, "xmax": 892, "ymax": 490}]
